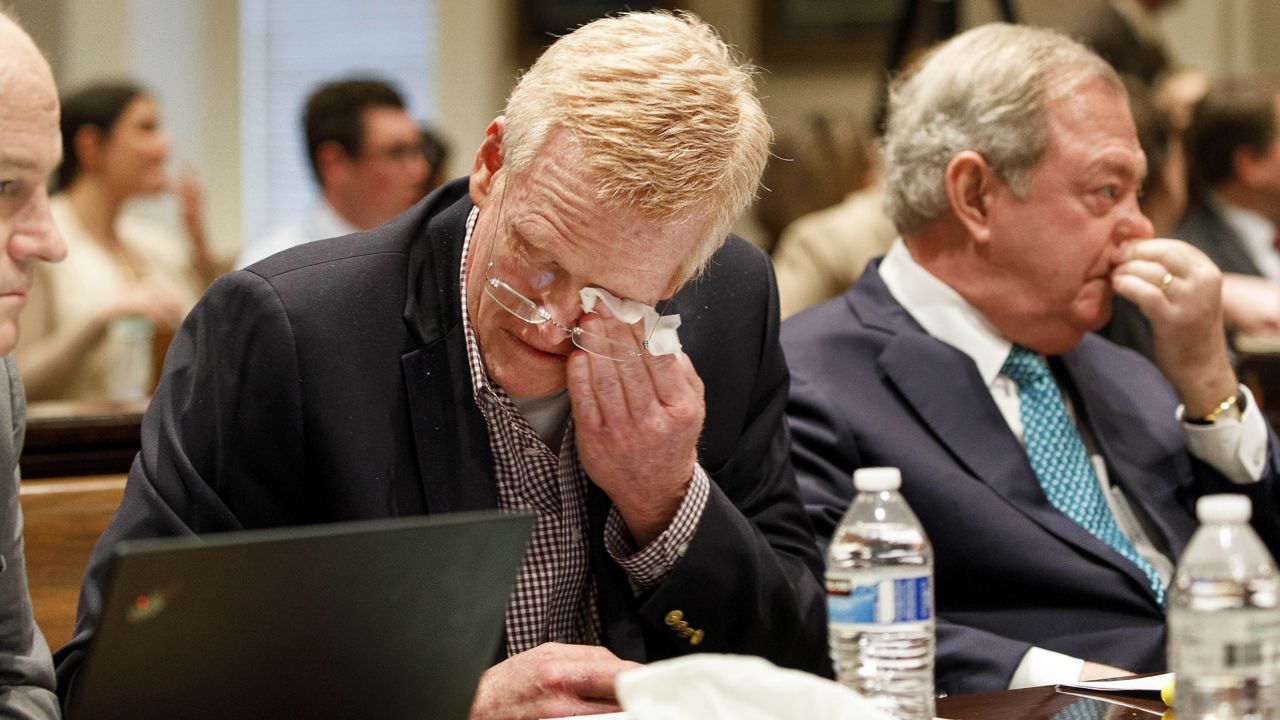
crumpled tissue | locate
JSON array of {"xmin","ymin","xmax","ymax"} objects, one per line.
[
  {"xmin": 579, "ymin": 287, "xmax": 682, "ymax": 356},
  {"xmin": 616, "ymin": 654, "xmax": 897, "ymax": 720}
]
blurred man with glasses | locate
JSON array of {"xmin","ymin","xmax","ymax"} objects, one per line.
[
  {"xmin": 57, "ymin": 11, "xmax": 828, "ymax": 719},
  {"xmin": 237, "ymin": 78, "xmax": 431, "ymax": 267}
]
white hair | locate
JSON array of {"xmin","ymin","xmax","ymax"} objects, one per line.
[{"xmin": 501, "ymin": 10, "xmax": 770, "ymax": 282}]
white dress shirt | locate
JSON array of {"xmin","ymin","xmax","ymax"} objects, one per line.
[
  {"xmin": 237, "ymin": 201, "xmax": 360, "ymax": 269},
  {"xmin": 878, "ymin": 239, "xmax": 1269, "ymax": 688},
  {"xmin": 1214, "ymin": 196, "xmax": 1280, "ymax": 283}
]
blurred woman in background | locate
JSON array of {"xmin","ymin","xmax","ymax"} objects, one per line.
[{"xmin": 16, "ymin": 81, "xmax": 226, "ymax": 401}]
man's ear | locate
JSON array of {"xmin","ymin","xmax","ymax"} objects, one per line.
[
  {"xmin": 470, "ymin": 117, "xmax": 505, "ymax": 206},
  {"xmin": 1235, "ymin": 145, "xmax": 1270, "ymax": 188},
  {"xmin": 73, "ymin": 125, "xmax": 105, "ymax": 174},
  {"xmin": 314, "ymin": 140, "xmax": 351, "ymax": 190},
  {"xmin": 945, "ymin": 151, "xmax": 997, "ymax": 245}
]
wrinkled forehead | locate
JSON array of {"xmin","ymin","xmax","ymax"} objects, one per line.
[{"xmin": 1042, "ymin": 81, "xmax": 1144, "ymax": 170}]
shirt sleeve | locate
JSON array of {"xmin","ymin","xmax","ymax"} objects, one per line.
[
  {"xmin": 1009, "ymin": 646, "xmax": 1087, "ymax": 689},
  {"xmin": 1180, "ymin": 385, "xmax": 1268, "ymax": 484},
  {"xmin": 603, "ymin": 463, "xmax": 711, "ymax": 591}
]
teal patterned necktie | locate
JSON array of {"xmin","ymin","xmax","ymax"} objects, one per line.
[{"xmin": 1001, "ymin": 345, "xmax": 1166, "ymax": 607}]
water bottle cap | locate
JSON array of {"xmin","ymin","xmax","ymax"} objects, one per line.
[
  {"xmin": 853, "ymin": 467, "xmax": 901, "ymax": 492},
  {"xmin": 1196, "ymin": 494, "xmax": 1251, "ymax": 523}
]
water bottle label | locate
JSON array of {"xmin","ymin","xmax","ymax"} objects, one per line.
[
  {"xmin": 826, "ymin": 574, "xmax": 932, "ymax": 625},
  {"xmin": 1169, "ymin": 609, "xmax": 1280, "ymax": 675}
]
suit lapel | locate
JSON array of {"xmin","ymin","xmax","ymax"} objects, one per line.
[
  {"xmin": 400, "ymin": 189, "xmax": 498, "ymax": 514},
  {"xmin": 1060, "ymin": 344, "xmax": 1195, "ymax": 562},
  {"xmin": 402, "ymin": 331, "xmax": 498, "ymax": 514},
  {"xmin": 853, "ymin": 265, "xmax": 1170, "ymax": 599}
]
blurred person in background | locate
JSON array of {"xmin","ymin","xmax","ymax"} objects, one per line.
[
  {"xmin": 1070, "ymin": 0, "xmax": 1178, "ymax": 86},
  {"xmin": 0, "ymin": 9, "xmax": 70, "ymax": 719},
  {"xmin": 770, "ymin": 113, "xmax": 893, "ymax": 319},
  {"xmin": 1176, "ymin": 76, "xmax": 1280, "ymax": 337},
  {"xmin": 236, "ymin": 78, "xmax": 429, "ymax": 267},
  {"xmin": 16, "ymin": 81, "xmax": 221, "ymax": 402},
  {"xmin": 419, "ymin": 124, "xmax": 452, "ymax": 197}
]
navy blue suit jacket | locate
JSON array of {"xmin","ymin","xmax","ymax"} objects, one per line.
[
  {"xmin": 783, "ymin": 261, "xmax": 1280, "ymax": 695},
  {"xmin": 54, "ymin": 180, "xmax": 828, "ymax": 701}
]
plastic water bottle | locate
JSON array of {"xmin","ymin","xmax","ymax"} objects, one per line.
[
  {"xmin": 104, "ymin": 315, "xmax": 155, "ymax": 400},
  {"xmin": 826, "ymin": 467, "xmax": 935, "ymax": 720},
  {"xmin": 1168, "ymin": 494, "xmax": 1280, "ymax": 720}
]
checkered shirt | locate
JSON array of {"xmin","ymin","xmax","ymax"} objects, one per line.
[{"xmin": 458, "ymin": 207, "xmax": 710, "ymax": 656}]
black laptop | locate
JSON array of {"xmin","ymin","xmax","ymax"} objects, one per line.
[{"xmin": 67, "ymin": 511, "xmax": 533, "ymax": 720}]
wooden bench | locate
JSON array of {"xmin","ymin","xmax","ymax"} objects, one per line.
[{"xmin": 19, "ymin": 474, "xmax": 126, "ymax": 650}]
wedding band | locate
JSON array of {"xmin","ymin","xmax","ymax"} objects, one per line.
[{"xmin": 1159, "ymin": 272, "xmax": 1174, "ymax": 293}]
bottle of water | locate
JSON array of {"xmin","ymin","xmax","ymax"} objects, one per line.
[
  {"xmin": 826, "ymin": 467, "xmax": 934, "ymax": 720},
  {"xmin": 104, "ymin": 315, "xmax": 155, "ymax": 400},
  {"xmin": 1168, "ymin": 494, "xmax": 1280, "ymax": 720}
]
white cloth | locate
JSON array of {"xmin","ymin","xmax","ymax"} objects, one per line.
[
  {"xmin": 878, "ymin": 238, "xmax": 1269, "ymax": 688},
  {"xmin": 236, "ymin": 201, "xmax": 359, "ymax": 268},
  {"xmin": 616, "ymin": 654, "xmax": 895, "ymax": 720},
  {"xmin": 1212, "ymin": 196, "xmax": 1280, "ymax": 283},
  {"xmin": 580, "ymin": 287, "xmax": 683, "ymax": 356}
]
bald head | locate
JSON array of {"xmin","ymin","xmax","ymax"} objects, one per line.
[
  {"xmin": 0, "ymin": 12, "xmax": 66, "ymax": 356},
  {"xmin": 0, "ymin": 14, "xmax": 54, "ymax": 87}
]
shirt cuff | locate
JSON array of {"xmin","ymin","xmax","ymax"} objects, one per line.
[
  {"xmin": 1180, "ymin": 385, "xmax": 1268, "ymax": 484},
  {"xmin": 604, "ymin": 463, "xmax": 711, "ymax": 591},
  {"xmin": 1010, "ymin": 646, "xmax": 1086, "ymax": 689}
]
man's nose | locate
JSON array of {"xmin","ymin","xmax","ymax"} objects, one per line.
[
  {"xmin": 10, "ymin": 186, "xmax": 67, "ymax": 264},
  {"xmin": 1117, "ymin": 196, "xmax": 1155, "ymax": 241}
]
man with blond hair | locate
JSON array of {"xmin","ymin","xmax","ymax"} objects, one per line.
[
  {"xmin": 0, "ymin": 9, "xmax": 70, "ymax": 720},
  {"xmin": 786, "ymin": 23, "xmax": 1280, "ymax": 695},
  {"xmin": 56, "ymin": 11, "xmax": 827, "ymax": 718}
]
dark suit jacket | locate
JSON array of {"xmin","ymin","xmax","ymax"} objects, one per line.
[
  {"xmin": 54, "ymin": 180, "xmax": 828, "ymax": 700},
  {"xmin": 783, "ymin": 261, "xmax": 1280, "ymax": 696},
  {"xmin": 1175, "ymin": 199, "xmax": 1265, "ymax": 278}
]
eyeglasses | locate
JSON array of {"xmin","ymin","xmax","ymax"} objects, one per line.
[
  {"xmin": 362, "ymin": 142, "xmax": 426, "ymax": 165},
  {"xmin": 479, "ymin": 189, "xmax": 662, "ymax": 362}
]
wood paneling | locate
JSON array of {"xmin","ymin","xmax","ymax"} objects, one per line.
[{"xmin": 20, "ymin": 475, "xmax": 126, "ymax": 650}]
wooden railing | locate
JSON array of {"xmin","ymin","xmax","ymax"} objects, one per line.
[{"xmin": 22, "ymin": 399, "xmax": 147, "ymax": 479}]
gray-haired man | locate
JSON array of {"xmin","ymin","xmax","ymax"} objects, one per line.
[{"xmin": 786, "ymin": 22, "xmax": 1280, "ymax": 695}]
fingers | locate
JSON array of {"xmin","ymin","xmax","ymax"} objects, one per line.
[
  {"xmin": 550, "ymin": 645, "xmax": 642, "ymax": 699},
  {"xmin": 470, "ymin": 643, "xmax": 637, "ymax": 720},
  {"xmin": 567, "ymin": 353, "xmax": 602, "ymax": 429},
  {"xmin": 1112, "ymin": 238, "xmax": 1222, "ymax": 318},
  {"xmin": 1116, "ymin": 237, "xmax": 1202, "ymax": 277}
]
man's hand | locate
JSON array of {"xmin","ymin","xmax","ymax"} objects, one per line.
[
  {"xmin": 469, "ymin": 643, "xmax": 643, "ymax": 720},
  {"xmin": 1112, "ymin": 238, "xmax": 1239, "ymax": 417},
  {"xmin": 101, "ymin": 280, "xmax": 188, "ymax": 331},
  {"xmin": 1079, "ymin": 661, "xmax": 1131, "ymax": 681},
  {"xmin": 567, "ymin": 305, "xmax": 705, "ymax": 547}
]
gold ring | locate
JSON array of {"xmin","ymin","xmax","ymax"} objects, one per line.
[{"xmin": 1159, "ymin": 272, "xmax": 1174, "ymax": 293}]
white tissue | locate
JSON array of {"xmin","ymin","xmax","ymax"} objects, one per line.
[
  {"xmin": 616, "ymin": 654, "xmax": 896, "ymax": 720},
  {"xmin": 579, "ymin": 287, "xmax": 682, "ymax": 356}
]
